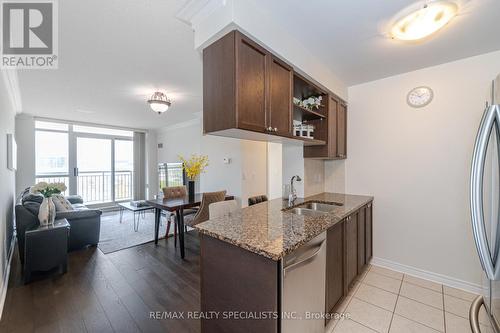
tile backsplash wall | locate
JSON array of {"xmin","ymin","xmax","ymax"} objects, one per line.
[{"xmin": 304, "ymin": 159, "xmax": 325, "ymax": 196}]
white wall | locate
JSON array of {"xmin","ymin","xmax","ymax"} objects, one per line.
[
  {"xmin": 200, "ymin": 133, "xmax": 243, "ymax": 204},
  {"xmin": 145, "ymin": 130, "xmax": 158, "ymax": 200},
  {"xmin": 345, "ymin": 50, "xmax": 500, "ymax": 288},
  {"xmin": 282, "ymin": 145, "xmax": 304, "ymax": 198},
  {"xmin": 0, "ymin": 72, "xmax": 17, "ymax": 317},
  {"xmin": 15, "ymin": 114, "xmax": 35, "ymax": 194},
  {"xmin": 241, "ymin": 140, "xmax": 267, "ymax": 207},
  {"xmin": 267, "ymin": 142, "xmax": 282, "ymax": 200},
  {"xmin": 156, "ymin": 120, "xmax": 268, "ymax": 206}
]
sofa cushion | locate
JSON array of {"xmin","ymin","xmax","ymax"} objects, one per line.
[
  {"xmin": 66, "ymin": 195, "xmax": 84, "ymax": 205},
  {"xmin": 72, "ymin": 204, "xmax": 89, "ymax": 210},
  {"xmin": 52, "ymin": 194, "xmax": 74, "ymax": 212},
  {"xmin": 23, "ymin": 201, "xmax": 41, "ymax": 216},
  {"xmin": 22, "ymin": 193, "xmax": 44, "ymax": 205}
]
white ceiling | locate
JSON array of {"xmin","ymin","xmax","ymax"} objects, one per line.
[
  {"xmin": 252, "ymin": 0, "xmax": 500, "ymax": 85},
  {"xmin": 18, "ymin": 0, "xmax": 203, "ymax": 130},
  {"xmin": 16, "ymin": 0, "xmax": 500, "ymax": 129}
]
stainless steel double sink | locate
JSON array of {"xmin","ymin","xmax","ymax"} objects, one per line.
[{"xmin": 287, "ymin": 201, "xmax": 343, "ymax": 217}]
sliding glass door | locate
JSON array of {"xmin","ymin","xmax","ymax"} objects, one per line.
[
  {"xmin": 35, "ymin": 120, "xmax": 134, "ymax": 206},
  {"xmin": 76, "ymin": 137, "xmax": 113, "ymax": 204},
  {"xmin": 114, "ymin": 139, "xmax": 134, "ymax": 201},
  {"xmin": 74, "ymin": 136, "xmax": 133, "ymax": 204}
]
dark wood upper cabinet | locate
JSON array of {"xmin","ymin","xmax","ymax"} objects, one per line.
[
  {"xmin": 268, "ymin": 56, "xmax": 293, "ymax": 136},
  {"xmin": 304, "ymin": 94, "xmax": 347, "ymax": 159},
  {"xmin": 337, "ymin": 101, "xmax": 347, "ymax": 159},
  {"xmin": 236, "ymin": 34, "xmax": 268, "ymax": 132},
  {"xmin": 203, "ymin": 31, "xmax": 236, "ymax": 134},
  {"xmin": 204, "ymin": 30, "xmax": 293, "ymax": 137},
  {"xmin": 326, "ymin": 220, "xmax": 345, "ymax": 316},
  {"xmin": 203, "ymin": 30, "xmax": 346, "ymax": 149}
]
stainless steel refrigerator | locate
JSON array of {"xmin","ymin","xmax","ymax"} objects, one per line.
[{"xmin": 470, "ymin": 75, "xmax": 500, "ymax": 332}]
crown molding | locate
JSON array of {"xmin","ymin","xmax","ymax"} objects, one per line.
[
  {"xmin": 1, "ymin": 70, "xmax": 22, "ymax": 113},
  {"xmin": 176, "ymin": 0, "xmax": 230, "ymax": 28}
]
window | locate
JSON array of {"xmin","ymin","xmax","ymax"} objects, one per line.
[
  {"xmin": 35, "ymin": 122, "xmax": 70, "ymax": 194},
  {"xmin": 34, "ymin": 120, "xmax": 135, "ymax": 202},
  {"xmin": 73, "ymin": 125, "xmax": 133, "ymax": 137},
  {"xmin": 35, "ymin": 121, "xmax": 68, "ymax": 131},
  {"xmin": 159, "ymin": 163, "xmax": 185, "ymax": 190}
]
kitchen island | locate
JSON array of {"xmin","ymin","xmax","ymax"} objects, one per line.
[{"xmin": 194, "ymin": 192, "xmax": 373, "ymax": 333}]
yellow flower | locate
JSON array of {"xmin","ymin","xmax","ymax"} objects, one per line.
[{"xmin": 179, "ymin": 154, "xmax": 209, "ymax": 180}]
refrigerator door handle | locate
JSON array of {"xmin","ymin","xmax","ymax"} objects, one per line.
[
  {"xmin": 469, "ymin": 295, "xmax": 484, "ymax": 333},
  {"xmin": 470, "ymin": 105, "xmax": 500, "ymax": 280}
]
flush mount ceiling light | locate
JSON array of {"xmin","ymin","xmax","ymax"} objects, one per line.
[
  {"xmin": 147, "ymin": 91, "xmax": 172, "ymax": 114},
  {"xmin": 390, "ymin": 1, "xmax": 458, "ymax": 41}
]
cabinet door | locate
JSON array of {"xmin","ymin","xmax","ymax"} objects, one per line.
[
  {"xmin": 345, "ymin": 213, "xmax": 358, "ymax": 289},
  {"xmin": 236, "ymin": 33, "xmax": 268, "ymax": 132},
  {"xmin": 268, "ymin": 57, "xmax": 292, "ymax": 136},
  {"xmin": 337, "ymin": 102, "xmax": 347, "ymax": 158},
  {"xmin": 366, "ymin": 203, "xmax": 373, "ymax": 262},
  {"xmin": 328, "ymin": 96, "xmax": 339, "ymax": 158},
  {"xmin": 326, "ymin": 221, "xmax": 345, "ymax": 314},
  {"xmin": 357, "ymin": 208, "xmax": 366, "ymax": 273}
]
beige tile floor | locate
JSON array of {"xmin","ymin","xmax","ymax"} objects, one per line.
[{"xmin": 327, "ymin": 265, "xmax": 493, "ymax": 333}]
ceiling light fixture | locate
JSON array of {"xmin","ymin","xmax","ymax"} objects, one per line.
[
  {"xmin": 147, "ymin": 91, "xmax": 172, "ymax": 114},
  {"xmin": 390, "ymin": 1, "xmax": 458, "ymax": 41}
]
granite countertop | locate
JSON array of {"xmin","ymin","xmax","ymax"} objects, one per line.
[{"xmin": 194, "ymin": 192, "xmax": 373, "ymax": 261}]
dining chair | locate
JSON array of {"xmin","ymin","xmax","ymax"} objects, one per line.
[
  {"xmin": 162, "ymin": 185, "xmax": 198, "ymax": 245},
  {"xmin": 209, "ymin": 199, "xmax": 239, "ymax": 219},
  {"xmin": 248, "ymin": 194, "xmax": 268, "ymax": 206},
  {"xmin": 184, "ymin": 190, "xmax": 227, "ymax": 227}
]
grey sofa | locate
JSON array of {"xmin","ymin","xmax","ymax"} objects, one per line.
[{"xmin": 15, "ymin": 188, "xmax": 102, "ymax": 263}]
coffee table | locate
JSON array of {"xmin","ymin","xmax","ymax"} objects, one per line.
[{"xmin": 118, "ymin": 202, "xmax": 153, "ymax": 232}]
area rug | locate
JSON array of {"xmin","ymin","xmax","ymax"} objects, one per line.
[{"xmin": 98, "ymin": 209, "xmax": 172, "ymax": 254}]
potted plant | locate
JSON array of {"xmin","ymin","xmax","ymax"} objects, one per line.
[
  {"xmin": 179, "ymin": 154, "xmax": 209, "ymax": 201},
  {"xmin": 30, "ymin": 182, "xmax": 67, "ymax": 226}
]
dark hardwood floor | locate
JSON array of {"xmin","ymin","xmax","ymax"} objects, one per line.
[{"xmin": 0, "ymin": 232, "xmax": 202, "ymax": 333}]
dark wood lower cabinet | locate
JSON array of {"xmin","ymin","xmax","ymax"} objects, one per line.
[
  {"xmin": 326, "ymin": 221, "xmax": 345, "ymax": 315},
  {"xmin": 200, "ymin": 234, "xmax": 279, "ymax": 333},
  {"xmin": 345, "ymin": 213, "xmax": 358, "ymax": 289},
  {"xmin": 326, "ymin": 201, "xmax": 374, "ymax": 324},
  {"xmin": 366, "ymin": 203, "xmax": 373, "ymax": 262},
  {"xmin": 357, "ymin": 207, "xmax": 366, "ymax": 273}
]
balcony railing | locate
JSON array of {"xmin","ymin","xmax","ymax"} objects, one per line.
[
  {"xmin": 36, "ymin": 170, "xmax": 133, "ymax": 204},
  {"xmin": 35, "ymin": 175, "xmax": 69, "ymax": 196}
]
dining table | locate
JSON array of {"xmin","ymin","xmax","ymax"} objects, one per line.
[{"xmin": 146, "ymin": 194, "xmax": 234, "ymax": 259}]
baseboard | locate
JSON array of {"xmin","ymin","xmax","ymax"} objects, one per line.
[
  {"xmin": 0, "ymin": 238, "xmax": 16, "ymax": 320},
  {"xmin": 371, "ymin": 256, "xmax": 483, "ymax": 295}
]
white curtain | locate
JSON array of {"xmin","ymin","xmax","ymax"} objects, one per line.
[{"xmin": 133, "ymin": 132, "xmax": 146, "ymax": 200}]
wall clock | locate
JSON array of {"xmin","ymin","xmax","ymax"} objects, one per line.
[{"xmin": 407, "ymin": 86, "xmax": 433, "ymax": 108}]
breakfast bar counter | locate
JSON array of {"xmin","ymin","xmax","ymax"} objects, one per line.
[
  {"xmin": 194, "ymin": 192, "xmax": 374, "ymax": 333},
  {"xmin": 194, "ymin": 192, "xmax": 373, "ymax": 261}
]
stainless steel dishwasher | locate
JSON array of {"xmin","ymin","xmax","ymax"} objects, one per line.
[{"xmin": 282, "ymin": 231, "xmax": 326, "ymax": 333}]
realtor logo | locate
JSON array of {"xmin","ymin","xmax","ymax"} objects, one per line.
[{"xmin": 1, "ymin": 0, "xmax": 58, "ymax": 69}]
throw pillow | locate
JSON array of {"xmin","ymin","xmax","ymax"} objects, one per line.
[{"xmin": 52, "ymin": 194, "xmax": 74, "ymax": 212}]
